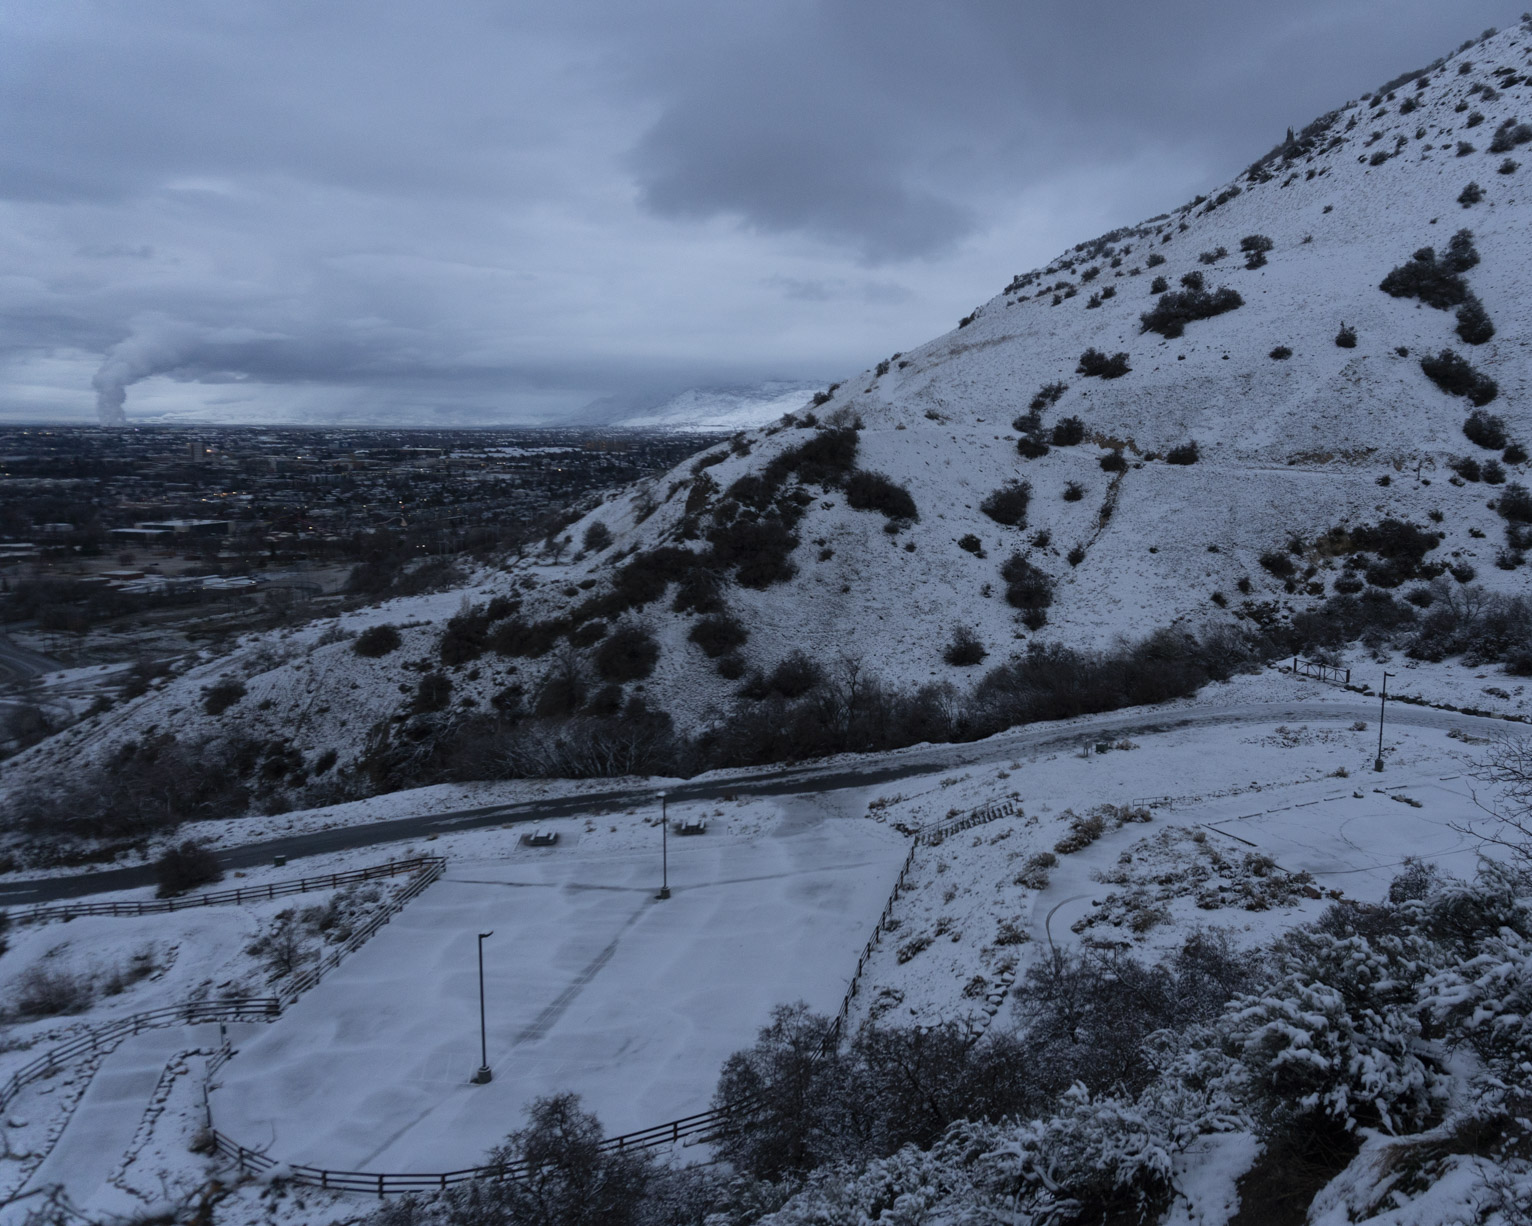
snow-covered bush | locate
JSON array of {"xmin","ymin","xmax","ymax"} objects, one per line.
[{"xmin": 979, "ymin": 479, "xmax": 1032, "ymax": 528}]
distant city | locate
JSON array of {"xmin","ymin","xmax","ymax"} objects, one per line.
[{"xmin": 0, "ymin": 425, "xmax": 722, "ymax": 670}]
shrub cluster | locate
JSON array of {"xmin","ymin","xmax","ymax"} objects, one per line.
[
  {"xmin": 1464, "ymin": 409, "xmax": 1509, "ymax": 450},
  {"xmin": 1240, "ymin": 234, "xmax": 1274, "ymax": 269},
  {"xmin": 1421, "ymin": 349, "xmax": 1498, "ymax": 405},
  {"xmin": 353, "ymin": 623, "xmax": 402, "ymax": 657},
  {"xmin": 1000, "ymin": 553, "xmax": 1055, "ymax": 612},
  {"xmin": 1378, "ymin": 231, "xmax": 1478, "ymax": 307},
  {"xmin": 845, "ymin": 471, "xmax": 918, "ymax": 522},
  {"xmin": 1051, "ymin": 416, "xmax": 1086, "ymax": 445},
  {"xmin": 1076, "ymin": 348, "xmax": 1131, "ymax": 378},
  {"xmin": 1139, "ymin": 285, "xmax": 1244, "ymax": 338},
  {"xmin": 979, "ymin": 480, "xmax": 1031, "ymax": 528}
]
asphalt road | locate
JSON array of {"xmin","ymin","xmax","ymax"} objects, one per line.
[
  {"xmin": 0, "ymin": 695, "xmax": 1517, "ymax": 907},
  {"xmin": 0, "ymin": 631, "xmax": 61, "ymax": 684}
]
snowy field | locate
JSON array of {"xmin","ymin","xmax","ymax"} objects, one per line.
[{"xmin": 209, "ymin": 807, "xmax": 908, "ymax": 1172}]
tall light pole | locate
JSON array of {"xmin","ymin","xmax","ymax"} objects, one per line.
[
  {"xmin": 656, "ymin": 791, "xmax": 670, "ymax": 900},
  {"xmin": 1374, "ymin": 671, "xmax": 1395, "ymax": 772},
  {"xmin": 471, "ymin": 930, "xmax": 494, "ymax": 1084}
]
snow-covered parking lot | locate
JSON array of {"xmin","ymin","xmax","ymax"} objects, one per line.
[{"xmin": 209, "ymin": 806, "xmax": 908, "ymax": 1173}]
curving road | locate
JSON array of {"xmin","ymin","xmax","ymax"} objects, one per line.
[{"xmin": 0, "ymin": 695, "xmax": 1517, "ymax": 908}]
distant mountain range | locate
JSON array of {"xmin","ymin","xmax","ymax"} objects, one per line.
[{"xmin": 580, "ymin": 381, "xmax": 821, "ymax": 431}]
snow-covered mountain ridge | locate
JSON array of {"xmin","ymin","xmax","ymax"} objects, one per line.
[{"xmin": 9, "ymin": 23, "xmax": 1532, "ymax": 817}]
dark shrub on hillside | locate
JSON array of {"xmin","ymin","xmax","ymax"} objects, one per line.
[
  {"xmin": 1029, "ymin": 381, "xmax": 1069, "ymax": 411},
  {"xmin": 1077, "ymin": 348, "xmax": 1131, "ymax": 378},
  {"xmin": 689, "ymin": 613, "xmax": 748, "ymax": 658},
  {"xmin": 1421, "ymin": 350, "xmax": 1498, "ymax": 404},
  {"xmin": 846, "ymin": 471, "xmax": 918, "ymax": 521},
  {"xmin": 743, "ymin": 652, "xmax": 824, "ymax": 701},
  {"xmin": 1063, "ymin": 481, "xmax": 1085, "ymax": 502},
  {"xmin": 671, "ymin": 569, "xmax": 724, "ymax": 615},
  {"xmin": 1483, "ymin": 460, "xmax": 1506, "ymax": 484},
  {"xmin": 1241, "ymin": 234, "xmax": 1275, "ymax": 269},
  {"xmin": 1051, "ymin": 416, "xmax": 1086, "ymax": 445},
  {"xmin": 1180, "ymin": 270, "xmax": 1204, "ymax": 291},
  {"xmin": 568, "ymin": 620, "xmax": 607, "ymax": 648},
  {"xmin": 1269, "ymin": 346, "xmax": 1293, "ymax": 360},
  {"xmin": 1379, "ymin": 240, "xmax": 1476, "ymax": 308},
  {"xmin": 202, "ymin": 678, "xmax": 246, "ymax": 716},
  {"xmin": 1352, "ymin": 519, "xmax": 1441, "ymax": 566},
  {"xmin": 1260, "ymin": 551, "xmax": 1297, "ymax": 579},
  {"xmin": 353, "ymin": 623, "xmax": 402, "ymax": 657},
  {"xmin": 1198, "ymin": 246, "xmax": 1228, "ymax": 265},
  {"xmin": 1464, "ymin": 409, "xmax": 1509, "ymax": 449},
  {"xmin": 1012, "ymin": 410, "xmax": 1043, "ymax": 434},
  {"xmin": 1289, "ymin": 591, "xmax": 1417, "ymax": 651},
  {"xmin": 1451, "ymin": 456, "xmax": 1483, "ymax": 481},
  {"xmin": 1100, "ymin": 450, "xmax": 1128, "ymax": 473},
  {"xmin": 766, "ymin": 426, "xmax": 860, "ymax": 489},
  {"xmin": 1489, "ymin": 117, "xmax": 1532, "ymax": 153},
  {"xmin": 1001, "ymin": 553, "xmax": 1055, "ymax": 610},
  {"xmin": 595, "ymin": 625, "xmax": 660, "ymax": 682},
  {"xmin": 488, "ymin": 618, "xmax": 562, "ymax": 658},
  {"xmin": 1506, "ymin": 443, "xmax": 1529, "ymax": 464},
  {"xmin": 1456, "ymin": 296, "xmax": 1495, "ymax": 344},
  {"xmin": 706, "ymin": 516, "xmax": 799, "ymax": 588},
  {"xmin": 155, "ymin": 840, "xmax": 224, "ymax": 898},
  {"xmin": 1146, "ymin": 252, "xmax": 1166, "ymax": 267},
  {"xmin": 439, "ymin": 609, "xmax": 491, "ymax": 666},
  {"xmin": 5, "ymin": 733, "xmax": 253, "ymax": 849},
  {"xmin": 958, "ymin": 533, "xmax": 984, "ymax": 555},
  {"xmin": 1499, "ymin": 483, "xmax": 1532, "ymax": 523},
  {"xmin": 1336, "ymin": 323, "xmax": 1358, "ymax": 348},
  {"xmin": 980, "ymin": 480, "xmax": 1032, "ymax": 527},
  {"xmin": 1458, "ymin": 181, "xmax": 1485, "ymax": 206},
  {"xmin": 1017, "ymin": 435, "xmax": 1051, "ymax": 459},
  {"xmin": 1165, "ymin": 441, "xmax": 1200, "ymax": 465},
  {"xmin": 535, "ymin": 671, "xmax": 585, "ymax": 718},
  {"xmin": 1150, "ymin": 275, "xmax": 1169, "ymax": 293},
  {"xmin": 413, "ymin": 671, "xmax": 453, "ymax": 714},
  {"xmin": 943, "ymin": 625, "xmax": 988, "ymax": 666},
  {"xmin": 1139, "ymin": 286, "xmax": 1244, "ymax": 338},
  {"xmin": 581, "ymin": 521, "xmax": 613, "ymax": 553}
]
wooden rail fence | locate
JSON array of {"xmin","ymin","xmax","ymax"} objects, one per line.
[{"xmin": 8, "ymin": 856, "xmax": 444, "ymax": 927}]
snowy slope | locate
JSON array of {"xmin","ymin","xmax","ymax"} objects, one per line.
[{"xmin": 8, "ymin": 25, "xmax": 1532, "ymax": 809}]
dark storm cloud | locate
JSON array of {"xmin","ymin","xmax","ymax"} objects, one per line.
[
  {"xmin": 0, "ymin": 0, "xmax": 1519, "ymax": 422},
  {"xmin": 627, "ymin": 0, "xmax": 1517, "ymax": 259}
]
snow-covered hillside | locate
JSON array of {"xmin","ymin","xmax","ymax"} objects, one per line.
[{"xmin": 9, "ymin": 25, "xmax": 1532, "ymax": 821}]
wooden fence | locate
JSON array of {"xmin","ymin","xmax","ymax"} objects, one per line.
[{"xmin": 9, "ymin": 856, "xmax": 444, "ymax": 927}]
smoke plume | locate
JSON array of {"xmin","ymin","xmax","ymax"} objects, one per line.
[{"xmin": 91, "ymin": 317, "xmax": 203, "ymax": 425}]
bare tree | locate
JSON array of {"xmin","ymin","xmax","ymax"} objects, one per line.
[{"xmin": 1468, "ymin": 735, "xmax": 1532, "ymax": 878}]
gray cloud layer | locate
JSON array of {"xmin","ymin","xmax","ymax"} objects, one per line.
[{"xmin": 0, "ymin": 0, "xmax": 1516, "ymax": 423}]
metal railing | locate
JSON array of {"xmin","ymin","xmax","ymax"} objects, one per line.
[
  {"xmin": 919, "ymin": 799, "xmax": 1019, "ymax": 846},
  {"xmin": 1291, "ymin": 656, "xmax": 1350, "ymax": 686},
  {"xmin": 9, "ymin": 856, "xmax": 444, "ymax": 927}
]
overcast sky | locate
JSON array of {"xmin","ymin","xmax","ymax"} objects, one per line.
[{"xmin": 0, "ymin": 1, "xmax": 1519, "ymax": 426}]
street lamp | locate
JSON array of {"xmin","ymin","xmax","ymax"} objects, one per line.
[
  {"xmin": 656, "ymin": 791, "xmax": 670, "ymax": 900},
  {"xmin": 1374, "ymin": 671, "xmax": 1395, "ymax": 772},
  {"xmin": 471, "ymin": 930, "xmax": 494, "ymax": 1084}
]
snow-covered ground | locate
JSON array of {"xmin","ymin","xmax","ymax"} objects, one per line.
[
  {"xmin": 209, "ymin": 805, "xmax": 907, "ymax": 1171},
  {"xmin": 1, "ymin": 697, "xmax": 1527, "ymax": 1222}
]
